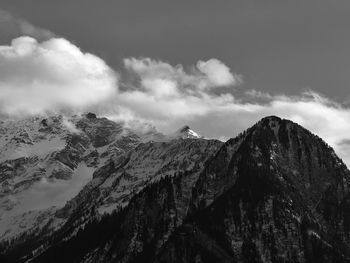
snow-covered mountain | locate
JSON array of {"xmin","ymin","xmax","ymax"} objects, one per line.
[
  {"xmin": 1, "ymin": 116, "xmax": 350, "ymax": 263},
  {"xmin": 0, "ymin": 113, "xmax": 205, "ymax": 243},
  {"xmin": 170, "ymin": 125, "xmax": 203, "ymax": 139}
]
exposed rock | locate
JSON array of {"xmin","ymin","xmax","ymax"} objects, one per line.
[
  {"xmin": 83, "ymin": 150, "xmax": 99, "ymax": 167},
  {"xmin": 76, "ymin": 116, "xmax": 124, "ymax": 147},
  {"xmin": 50, "ymin": 163, "xmax": 74, "ymax": 180},
  {"xmin": 85, "ymin": 112, "xmax": 97, "ymax": 119}
]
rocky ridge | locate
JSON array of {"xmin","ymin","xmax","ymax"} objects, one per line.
[{"xmin": 0, "ymin": 114, "xmax": 200, "ymax": 244}]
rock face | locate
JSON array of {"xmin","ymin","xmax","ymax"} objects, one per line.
[
  {"xmin": 1, "ymin": 116, "xmax": 350, "ymax": 263},
  {"xmin": 0, "ymin": 114, "xmax": 166, "ymax": 244}
]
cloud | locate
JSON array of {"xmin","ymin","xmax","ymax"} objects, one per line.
[
  {"xmin": 145, "ymin": 89, "xmax": 350, "ymax": 167},
  {"xmin": 62, "ymin": 117, "xmax": 81, "ymax": 134},
  {"xmin": 0, "ymin": 9, "xmax": 54, "ymax": 41},
  {"xmin": 103, "ymin": 57, "xmax": 350, "ymax": 167},
  {"xmin": 123, "ymin": 57, "xmax": 240, "ymax": 94},
  {"xmin": 0, "ymin": 36, "xmax": 117, "ymax": 116},
  {"xmin": 196, "ymin": 58, "xmax": 241, "ymax": 87},
  {"xmin": 109, "ymin": 57, "xmax": 240, "ymax": 124},
  {"xmin": 1, "ymin": 34, "xmax": 350, "ymax": 167}
]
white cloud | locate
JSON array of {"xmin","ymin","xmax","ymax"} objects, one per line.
[
  {"xmin": 110, "ymin": 57, "xmax": 350, "ymax": 167},
  {"xmin": 112, "ymin": 57, "xmax": 240, "ymax": 125},
  {"xmin": 123, "ymin": 57, "xmax": 240, "ymax": 94},
  {"xmin": 197, "ymin": 58, "xmax": 240, "ymax": 87},
  {"xmin": 1, "ymin": 35, "xmax": 350, "ymax": 167},
  {"xmin": 141, "ymin": 78, "xmax": 179, "ymax": 99},
  {"xmin": 62, "ymin": 117, "xmax": 81, "ymax": 134},
  {"xmin": 0, "ymin": 36, "xmax": 117, "ymax": 116}
]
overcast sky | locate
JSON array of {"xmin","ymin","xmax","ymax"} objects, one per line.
[{"xmin": 1, "ymin": 1, "xmax": 350, "ymax": 165}]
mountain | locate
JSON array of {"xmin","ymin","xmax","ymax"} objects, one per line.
[
  {"xmin": 0, "ymin": 113, "xmax": 211, "ymax": 260},
  {"xmin": 0, "ymin": 114, "xmax": 131, "ymax": 242},
  {"xmin": 1, "ymin": 116, "xmax": 350, "ymax": 262},
  {"xmin": 0, "ymin": 114, "xmax": 194, "ymax": 241},
  {"xmin": 170, "ymin": 125, "xmax": 203, "ymax": 139}
]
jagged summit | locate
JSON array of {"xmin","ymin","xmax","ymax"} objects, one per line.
[
  {"xmin": 254, "ymin": 115, "xmax": 291, "ymax": 130},
  {"xmin": 0, "ymin": 114, "xmax": 209, "ymax": 244},
  {"xmin": 85, "ymin": 112, "xmax": 97, "ymax": 119},
  {"xmin": 179, "ymin": 125, "xmax": 191, "ymax": 133},
  {"xmin": 259, "ymin": 115, "xmax": 282, "ymax": 122},
  {"xmin": 172, "ymin": 125, "xmax": 203, "ymax": 139}
]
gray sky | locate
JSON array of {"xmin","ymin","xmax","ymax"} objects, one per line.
[{"xmin": 1, "ymin": 0, "xmax": 350, "ymax": 101}]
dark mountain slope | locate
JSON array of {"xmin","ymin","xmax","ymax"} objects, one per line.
[
  {"xmin": 3, "ymin": 138, "xmax": 221, "ymax": 262},
  {"xmin": 157, "ymin": 116, "xmax": 350, "ymax": 263}
]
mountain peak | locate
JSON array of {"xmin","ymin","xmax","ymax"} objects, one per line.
[
  {"xmin": 179, "ymin": 125, "xmax": 191, "ymax": 133},
  {"xmin": 256, "ymin": 115, "xmax": 285, "ymax": 128},
  {"xmin": 85, "ymin": 112, "xmax": 97, "ymax": 119},
  {"xmin": 260, "ymin": 115, "xmax": 282, "ymax": 122},
  {"xmin": 174, "ymin": 125, "xmax": 203, "ymax": 139}
]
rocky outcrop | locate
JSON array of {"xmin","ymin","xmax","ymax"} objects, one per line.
[
  {"xmin": 0, "ymin": 114, "xmax": 142, "ymax": 244},
  {"xmin": 76, "ymin": 116, "xmax": 124, "ymax": 148}
]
